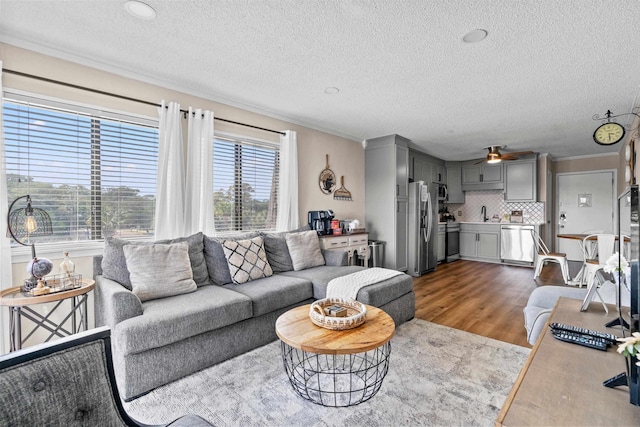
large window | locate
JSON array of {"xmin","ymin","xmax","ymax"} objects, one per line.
[
  {"xmin": 213, "ymin": 134, "xmax": 279, "ymax": 232},
  {"xmin": 3, "ymin": 95, "xmax": 158, "ymax": 245}
]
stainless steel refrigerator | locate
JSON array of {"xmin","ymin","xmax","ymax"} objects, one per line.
[{"xmin": 408, "ymin": 181, "xmax": 437, "ymax": 276}]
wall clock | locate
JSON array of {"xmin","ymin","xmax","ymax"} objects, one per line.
[{"xmin": 593, "ymin": 122, "xmax": 625, "ymax": 145}]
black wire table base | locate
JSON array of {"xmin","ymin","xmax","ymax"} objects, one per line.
[{"xmin": 280, "ymin": 341, "xmax": 391, "ymax": 407}]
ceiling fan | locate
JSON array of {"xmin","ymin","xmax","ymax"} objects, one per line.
[{"xmin": 475, "ymin": 146, "xmax": 534, "ymax": 164}]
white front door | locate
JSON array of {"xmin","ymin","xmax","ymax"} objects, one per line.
[{"xmin": 556, "ymin": 170, "xmax": 615, "ymax": 261}]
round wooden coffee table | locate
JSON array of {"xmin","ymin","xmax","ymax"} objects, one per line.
[{"xmin": 275, "ymin": 304, "xmax": 395, "ymax": 407}]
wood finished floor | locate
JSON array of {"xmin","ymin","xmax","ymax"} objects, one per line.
[{"xmin": 413, "ymin": 259, "xmax": 582, "ymax": 348}]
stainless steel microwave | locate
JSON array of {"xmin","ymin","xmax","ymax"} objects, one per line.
[{"xmin": 436, "ymin": 183, "xmax": 448, "ymax": 202}]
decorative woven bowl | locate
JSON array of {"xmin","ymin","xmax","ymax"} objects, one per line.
[{"xmin": 309, "ymin": 298, "xmax": 367, "ymax": 330}]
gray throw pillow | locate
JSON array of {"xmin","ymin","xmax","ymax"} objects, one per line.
[
  {"xmin": 261, "ymin": 231, "xmax": 294, "ymax": 272},
  {"xmin": 260, "ymin": 225, "xmax": 311, "ymax": 273},
  {"xmin": 101, "ymin": 232, "xmax": 208, "ymax": 290},
  {"xmin": 285, "ymin": 230, "xmax": 325, "ymax": 271},
  {"xmin": 222, "ymin": 236, "xmax": 273, "ymax": 284},
  {"xmin": 123, "ymin": 241, "xmax": 197, "ymax": 302},
  {"xmin": 203, "ymin": 232, "xmax": 259, "ymax": 285},
  {"xmin": 102, "ymin": 237, "xmax": 135, "ymax": 290}
]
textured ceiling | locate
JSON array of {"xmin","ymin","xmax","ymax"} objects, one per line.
[{"xmin": 1, "ymin": 0, "xmax": 640, "ymax": 161}]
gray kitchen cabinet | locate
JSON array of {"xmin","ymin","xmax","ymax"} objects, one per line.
[
  {"xmin": 365, "ymin": 134, "xmax": 410, "ymax": 271},
  {"xmin": 435, "ymin": 164, "xmax": 446, "ymax": 184},
  {"xmin": 504, "ymin": 156, "xmax": 538, "ymax": 202},
  {"xmin": 413, "ymin": 157, "xmax": 432, "ymax": 184},
  {"xmin": 460, "ymin": 229, "xmax": 478, "ymax": 258},
  {"xmin": 459, "ymin": 223, "xmax": 501, "ymax": 262},
  {"xmin": 395, "ymin": 198, "xmax": 409, "ymax": 272},
  {"xmin": 461, "ymin": 162, "xmax": 504, "ymax": 191},
  {"xmin": 410, "ymin": 150, "xmax": 445, "ymax": 185},
  {"xmin": 396, "ymin": 144, "xmax": 409, "ymax": 198},
  {"xmin": 445, "ymin": 164, "xmax": 465, "ymax": 204},
  {"xmin": 437, "ymin": 224, "xmax": 446, "ymax": 262}
]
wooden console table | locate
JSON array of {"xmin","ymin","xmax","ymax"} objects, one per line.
[{"xmin": 496, "ymin": 297, "xmax": 640, "ymax": 426}]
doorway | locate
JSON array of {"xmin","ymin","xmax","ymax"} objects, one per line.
[{"xmin": 556, "ymin": 170, "xmax": 616, "ymax": 261}]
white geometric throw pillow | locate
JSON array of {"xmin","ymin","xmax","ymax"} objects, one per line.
[{"xmin": 222, "ymin": 236, "xmax": 273, "ymax": 284}]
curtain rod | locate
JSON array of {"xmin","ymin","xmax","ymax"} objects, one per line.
[{"xmin": 3, "ymin": 68, "xmax": 286, "ymax": 136}]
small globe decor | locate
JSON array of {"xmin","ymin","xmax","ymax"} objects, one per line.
[{"xmin": 7, "ymin": 195, "xmax": 53, "ymax": 294}]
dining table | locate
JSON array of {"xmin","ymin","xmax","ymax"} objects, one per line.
[{"xmin": 556, "ymin": 233, "xmax": 629, "ymax": 286}]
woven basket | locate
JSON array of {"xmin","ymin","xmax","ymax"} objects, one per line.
[{"xmin": 309, "ymin": 298, "xmax": 367, "ymax": 330}]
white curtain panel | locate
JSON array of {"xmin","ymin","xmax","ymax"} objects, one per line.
[
  {"xmin": 155, "ymin": 101, "xmax": 186, "ymax": 239},
  {"xmin": 276, "ymin": 130, "xmax": 299, "ymax": 231},
  {"xmin": 184, "ymin": 107, "xmax": 215, "ymax": 236},
  {"xmin": 0, "ymin": 61, "xmax": 13, "ymax": 353}
]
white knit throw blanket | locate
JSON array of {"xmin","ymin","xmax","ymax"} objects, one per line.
[{"xmin": 326, "ymin": 267, "xmax": 403, "ymax": 299}]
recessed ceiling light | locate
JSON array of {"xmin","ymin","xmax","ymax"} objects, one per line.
[
  {"xmin": 125, "ymin": 1, "xmax": 157, "ymax": 20},
  {"xmin": 462, "ymin": 29, "xmax": 488, "ymax": 43},
  {"xmin": 324, "ymin": 87, "xmax": 340, "ymax": 95}
]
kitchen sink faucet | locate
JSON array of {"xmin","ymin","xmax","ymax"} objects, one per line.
[{"xmin": 481, "ymin": 206, "xmax": 488, "ymax": 222}]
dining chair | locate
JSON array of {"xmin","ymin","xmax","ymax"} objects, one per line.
[
  {"xmin": 580, "ymin": 233, "xmax": 616, "ymax": 313},
  {"xmin": 531, "ymin": 229, "xmax": 570, "ymax": 284}
]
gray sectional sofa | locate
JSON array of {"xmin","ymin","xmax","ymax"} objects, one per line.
[{"xmin": 94, "ymin": 229, "xmax": 415, "ymax": 401}]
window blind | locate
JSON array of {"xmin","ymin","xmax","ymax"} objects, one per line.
[
  {"xmin": 3, "ymin": 97, "xmax": 158, "ymax": 244},
  {"xmin": 213, "ymin": 135, "xmax": 279, "ymax": 232}
]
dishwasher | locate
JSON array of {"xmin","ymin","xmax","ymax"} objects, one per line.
[{"xmin": 500, "ymin": 225, "xmax": 535, "ymax": 264}]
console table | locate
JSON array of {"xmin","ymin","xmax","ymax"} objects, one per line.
[
  {"xmin": 496, "ymin": 297, "xmax": 640, "ymax": 426},
  {"xmin": 319, "ymin": 233, "xmax": 369, "ymax": 266}
]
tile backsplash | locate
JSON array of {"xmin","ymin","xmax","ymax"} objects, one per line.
[{"xmin": 444, "ymin": 190, "xmax": 545, "ymax": 223}]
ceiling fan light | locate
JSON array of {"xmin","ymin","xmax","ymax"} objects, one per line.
[{"xmin": 487, "ymin": 151, "xmax": 501, "ymax": 163}]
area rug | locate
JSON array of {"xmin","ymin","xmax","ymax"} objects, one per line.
[{"xmin": 124, "ymin": 319, "xmax": 530, "ymax": 426}]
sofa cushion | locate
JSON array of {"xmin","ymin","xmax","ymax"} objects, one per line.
[
  {"xmin": 123, "ymin": 242, "xmax": 197, "ymax": 302},
  {"xmin": 203, "ymin": 232, "xmax": 259, "ymax": 286},
  {"xmin": 281, "ymin": 265, "xmax": 364, "ymax": 298},
  {"xmin": 101, "ymin": 232, "xmax": 209, "ymax": 290},
  {"xmin": 222, "ymin": 273, "xmax": 312, "ymax": 316},
  {"xmin": 114, "ymin": 285, "xmax": 253, "ymax": 355},
  {"xmin": 282, "ymin": 266, "xmax": 414, "ymax": 306},
  {"xmin": 285, "ymin": 230, "xmax": 325, "ymax": 271},
  {"xmin": 222, "ymin": 236, "xmax": 273, "ymax": 284}
]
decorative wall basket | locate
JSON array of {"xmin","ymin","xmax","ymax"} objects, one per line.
[{"xmin": 319, "ymin": 154, "xmax": 336, "ymax": 195}]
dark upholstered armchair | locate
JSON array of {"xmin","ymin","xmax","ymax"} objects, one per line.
[{"xmin": 0, "ymin": 326, "xmax": 212, "ymax": 426}]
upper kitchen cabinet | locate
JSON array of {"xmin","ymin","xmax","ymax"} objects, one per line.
[
  {"xmin": 409, "ymin": 150, "xmax": 445, "ymax": 184},
  {"xmin": 504, "ymin": 155, "xmax": 538, "ymax": 202},
  {"xmin": 461, "ymin": 162, "xmax": 504, "ymax": 191},
  {"xmin": 444, "ymin": 162, "xmax": 465, "ymax": 204},
  {"xmin": 396, "ymin": 144, "xmax": 409, "ymax": 198},
  {"xmin": 365, "ymin": 134, "xmax": 410, "ymax": 271}
]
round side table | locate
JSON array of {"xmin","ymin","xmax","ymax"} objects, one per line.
[
  {"xmin": 275, "ymin": 304, "xmax": 395, "ymax": 407},
  {"xmin": 0, "ymin": 279, "xmax": 95, "ymax": 352}
]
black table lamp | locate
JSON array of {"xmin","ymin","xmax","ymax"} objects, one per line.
[{"xmin": 7, "ymin": 195, "xmax": 54, "ymax": 292}]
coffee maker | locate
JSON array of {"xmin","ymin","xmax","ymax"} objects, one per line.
[{"xmin": 308, "ymin": 210, "xmax": 334, "ymax": 235}]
